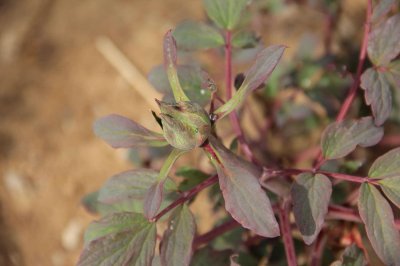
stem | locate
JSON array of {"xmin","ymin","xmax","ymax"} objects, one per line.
[
  {"xmin": 310, "ymin": 231, "xmax": 327, "ymax": 266},
  {"xmin": 193, "ymin": 219, "xmax": 239, "ymax": 248},
  {"xmin": 154, "ymin": 174, "xmax": 218, "ymax": 221},
  {"xmin": 313, "ymin": 0, "xmax": 372, "ymax": 169},
  {"xmin": 157, "ymin": 148, "xmax": 185, "ymax": 181},
  {"xmin": 278, "ymin": 200, "xmax": 298, "ymax": 266}
]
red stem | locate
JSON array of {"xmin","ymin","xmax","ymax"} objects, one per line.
[
  {"xmin": 278, "ymin": 200, "xmax": 298, "ymax": 266},
  {"xmin": 193, "ymin": 219, "xmax": 239, "ymax": 248},
  {"xmin": 153, "ymin": 174, "xmax": 218, "ymax": 221},
  {"xmin": 313, "ymin": 0, "xmax": 372, "ymax": 169}
]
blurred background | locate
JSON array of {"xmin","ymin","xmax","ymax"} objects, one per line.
[{"xmin": 0, "ymin": 0, "xmax": 375, "ymax": 265}]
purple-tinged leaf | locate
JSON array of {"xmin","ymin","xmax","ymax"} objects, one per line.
[
  {"xmin": 321, "ymin": 117, "xmax": 384, "ymax": 160},
  {"xmin": 160, "ymin": 204, "xmax": 196, "ymax": 266},
  {"xmin": 372, "ymin": 0, "xmax": 396, "ymax": 23},
  {"xmin": 78, "ymin": 212, "xmax": 156, "ymax": 266},
  {"xmin": 163, "ymin": 30, "xmax": 189, "ymax": 102},
  {"xmin": 379, "ymin": 177, "xmax": 400, "ymax": 208},
  {"xmin": 358, "ymin": 183, "xmax": 400, "ymax": 265},
  {"xmin": 144, "ymin": 180, "xmax": 165, "ymax": 220},
  {"xmin": 360, "ymin": 67, "xmax": 392, "ymax": 126},
  {"xmin": 148, "ymin": 65, "xmax": 214, "ymax": 107},
  {"xmin": 93, "ymin": 114, "xmax": 167, "ymax": 148},
  {"xmin": 203, "ymin": 0, "xmax": 249, "ymax": 30},
  {"xmin": 173, "ymin": 20, "xmax": 224, "ymax": 50},
  {"xmin": 368, "ymin": 14, "xmax": 400, "ymax": 66},
  {"xmin": 291, "ymin": 173, "xmax": 332, "ymax": 245},
  {"xmin": 369, "ymin": 147, "xmax": 400, "ymax": 178},
  {"xmin": 98, "ymin": 169, "xmax": 176, "ymax": 204},
  {"xmin": 215, "ymin": 45, "xmax": 285, "ymax": 119},
  {"xmin": 209, "ymin": 136, "xmax": 280, "ymax": 237}
]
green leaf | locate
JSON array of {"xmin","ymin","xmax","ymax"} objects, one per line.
[
  {"xmin": 341, "ymin": 244, "xmax": 366, "ymax": 266},
  {"xmin": 368, "ymin": 14, "xmax": 400, "ymax": 66},
  {"xmin": 176, "ymin": 167, "xmax": 209, "ymax": 191},
  {"xmin": 372, "ymin": 0, "xmax": 396, "ymax": 23},
  {"xmin": 321, "ymin": 117, "xmax": 383, "ymax": 160},
  {"xmin": 173, "ymin": 21, "xmax": 224, "ymax": 50},
  {"xmin": 148, "ymin": 65, "xmax": 214, "ymax": 107},
  {"xmin": 191, "ymin": 247, "xmax": 231, "ymax": 266},
  {"xmin": 360, "ymin": 68, "xmax": 392, "ymax": 126},
  {"xmin": 203, "ymin": 0, "xmax": 249, "ymax": 30},
  {"xmin": 209, "ymin": 136, "xmax": 280, "ymax": 237},
  {"xmin": 358, "ymin": 183, "xmax": 400, "ymax": 265},
  {"xmin": 93, "ymin": 114, "xmax": 167, "ymax": 148},
  {"xmin": 160, "ymin": 204, "xmax": 196, "ymax": 266},
  {"xmin": 78, "ymin": 212, "xmax": 156, "ymax": 266},
  {"xmin": 379, "ymin": 177, "xmax": 400, "ymax": 208},
  {"xmin": 291, "ymin": 173, "xmax": 332, "ymax": 245},
  {"xmin": 231, "ymin": 30, "xmax": 260, "ymax": 49},
  {"xmin": 369, "ymin": 147, "xmax": 400, "ymax": 178},
  {"xmin": 215, "ymin": 45, "xmax": 285, "ymax": 119}
]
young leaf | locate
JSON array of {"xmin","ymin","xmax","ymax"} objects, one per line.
[
  {"xmin": 203, "ymin": 0, "xmax": 249, "ymax": 30},
  {"xmin": 360, "ymin": 68, "xmax": 392, "ymax": 126},
  {"xmin": 321, "ymin": 117, "xmax": 383, "ymax": 160},
  {"xmin": 372, "ymin": 0, "xmax": 396, "ymax": 23},
  {"xmin": 163, "ymin": 30, "xmax": 190, "ymax": 102},
  {"xmin": 379, "ymin": 177, "xmax": 400, "ymax": 208},
  {"xmin": 369, "ymin": 147, "xmax": 400, "ymax": 178},
  {"xmin": 215, "ymin": 45, "xmax": 285, "ymax": 119},
  {"xmin": 160, "ymin": 204, "xmax": 196, "ymax": 266},
  {"xmin": 358, "ymin": 183, "xmax": 400, "ymax": 265},
  {"xmin": 78, "ymin": 212, "xmax": 156, "ymax": 266},
  {"xmin": 93, "ymin": 114, "xmax": 167, "ymax": 148},
  {"xmin": 231, "ymin": 31, "xmax": 260, "ymax": 49},
  {"xmin": 143, "ymin": 180, "xmax": 165, "ymax": 220},
  {"xmin": 291, "ymin": 173, "xmax": 332, "ymax": 245},
  {"xmin": 208, "ymin": 136, "xmax": 280, "ymax": 237},
  {"xmin": 173, "ymin": 21, "xmax": 224, "ymax": 50},
  {"xmin": 368, "ymin": 14, "xmax": 400, "ymax": 66},
  {"xmin": 148, "ymin": 65, "xmax": 214, "ymax": 107}
]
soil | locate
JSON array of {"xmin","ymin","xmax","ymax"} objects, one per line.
[{"xmin": 0, "ymin": 1, "xmax": 365, "ymax": 265}]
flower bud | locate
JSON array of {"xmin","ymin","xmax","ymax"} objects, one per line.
[{"xmin": 157, "ymin": 100, "xmax": 211, "ymax": 150}]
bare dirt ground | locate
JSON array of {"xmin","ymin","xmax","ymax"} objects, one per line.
[{"xmin": 0, "ymin": 0, "xmax": 365, "ymax": 265}]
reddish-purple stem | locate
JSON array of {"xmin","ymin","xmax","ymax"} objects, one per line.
[
  {"xmin": 310, "ymin": 231, "xmax": 327, "ymax": 266},
  {"xmin": 278, "ymin": 200, "xmax": 298, "ymax": 266},
  {"xmin": 193, "ymin": 219, "xmax": 239, "ymax": 248},
  {"xmin": 313, "ymin": 0, "xmax": 372, "ymax": 169},
  {"xmin": 153, "ymin": 174, "xmax": 218, "ymax": 222}
]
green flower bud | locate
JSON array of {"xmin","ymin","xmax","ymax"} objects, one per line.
[{"xmin": 157, "ymin": 100, "xmax": 211, "ymax": 150}]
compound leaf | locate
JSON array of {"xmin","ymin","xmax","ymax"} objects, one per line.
[
  {"xmin": 291, "ymin": 173, "xmax": 332, "ymax": 245},
  {"xmin": 368, "ymin": 14, "xmax": 400, "ymax": 66},
  {"xmin": 160, "ymin": 204, "xmax": 196, "ymax": 266},
  {"xmin": 209, "ymin": 136, "xmax": 280, "ymax": 237},
  {"xmin": 148, "ymin": 65, "xmax": 214, "ymax": 107},
  {"xmin": 78, "ymin": 212, "xmax": 156, "ymax": 266},
  {"xmin": 173, "ymin": 20, "xmax": 224, "ymax": 50},
  {"xmin": 369, "ymin": 147, "xmax": 400, "ymax": 178},
  {"xmin": 321, "ymin": 117, "xmax": 383, "ymax": 160},
  {"xmin": 215, "ymin": 45, "xmax": 285, "ymax": 119},
  {"xmin": 203, "ymin": 0, "xmax": 249, "ymax": 30},
  {"xmin": 93, "ymin": 114, "xmax": 167, "ymax": 148},
  {"xmin": 360, "ymin": 68, "xmax": 392, "ymax": 126},
  {"xmin": 358, "ymin": 183, "xmax": 400, "ymax": 265}
]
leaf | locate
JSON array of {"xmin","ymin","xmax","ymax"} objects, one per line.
[
  {"xmin": 369, "ymin": 147, "xmax": 400, "ymax": 178},
  {"xmin": 144, "ymin": 180, "xmax": 165, "ymax": 220},
  {"xmin": 78, "ymin": 212, "xmax": 156, "ymax": 266},
  {"xmin": 203, "ymin": 0, "xmax": 249, "ymax": 30},
  {"xmin": 368, "ymin": 14, "xmax": 400, "ymax": 66},
  {"xmin": 93, "ymin": 114, "xmax": 167, "ymax": 148},
  {"xmin": 176, "ymin": 167, "xmax": 209, "ymax": 191},
  {"xmin": 191, "ymin": 247, "xmax": 231, "ymax": 266},
  {"xmin": 321, "ymin": 117, "xmax": 384, "ymax": 160},
  {"xmin": 209, "ymin": 136, "xmax": 280, "ymax": 237},
  {"xmin": 173, "ymin": 21, "xmax": 224, "ymax": 50},
  {"xmin": 148, "ymin": 65, "xmax": 214, "ymax": 106},
  {"xmin": 341, "ymin": 244, "xmax": 366, "ymax": 266},
  {"xmin": 291, "ymin": 173, "xmax": 332, "ymax": 245},
  {"xmin": 388, "ymin": 60, "xmax": 400, "ymax": 88},
  {"xmin": 231, "ymin": 30, "xmax": 260, "ymax": 49},
  {"xmin": 379, "ymin": 177, "xmax": 400, "ymax": 208},
  {"xmin": 160, "ymin": 204, "xmax": 196, "ymax": 266},
  {"xmin": 215, "ymin": 45, "xmax": 285, "ymax": 119},
  {"xmin": 358, "ymin": 183, "xmax": 400, "ymax": 265},
  {"xmin": 372, "ymin": 0, "xmax": 396, "ymax": 23},
  {"xmin": 360, "ymin": 68, "xmax": 392, "ymax": 126},
  {"xmin": 230, "ymin": 254, "xmax": 241, "ymax": 266}
]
